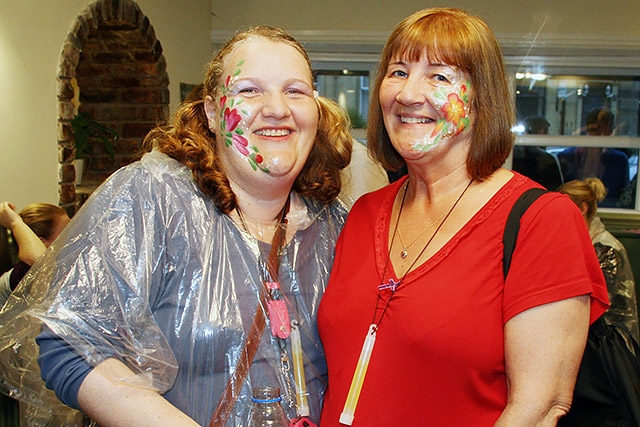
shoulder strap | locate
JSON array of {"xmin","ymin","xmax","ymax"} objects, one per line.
[
  {"xmin": 210, "ymin": 198, "xmax": 291, "ymax": 427},
  {"xmin": 502, "ymin": 188, "xmax": 549, "ymax": 279}
]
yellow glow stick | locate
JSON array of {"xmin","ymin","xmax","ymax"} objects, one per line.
[
  {"xmin": 339, "ymin": 324, "xmax": 377, "ymax": 425},
  {"xmin": 290, "ymin": 320, "xmax": 309, "ymax": 416}
]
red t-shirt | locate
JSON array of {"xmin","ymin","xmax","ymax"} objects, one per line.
[{"xmin": 318, "ymin": 173, "xmax": 608, "ymax": 426}]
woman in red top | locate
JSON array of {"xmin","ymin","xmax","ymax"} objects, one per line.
[{"xmin": 318, "ymin": 8, "xmax": 609, "ymax": 426}]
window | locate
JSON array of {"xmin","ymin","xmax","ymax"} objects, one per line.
[
  {"xmin": 315, "ymin": 70, "xmax": 369, "ymax": 128},
  {"xmin": 512, "ymin": 74, "xmax": 640, "ymax": 212},
  {"xmin": 300, "ymin": 29, "xmax": 640, "ymax": 217}
]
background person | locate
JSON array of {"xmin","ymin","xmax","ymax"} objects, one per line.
[
  {"xmin": 511, "ymin": 115, "xmax": 564, "ymax": 190},
  {"xmin": 0, "ymin": 202, "xmax": 69, "ymax": 307},
  {"xmin": 557, "ymin": 107, "xmax": 629, "ymax": 207},
  {"xmin": 318, "ymin": 8, "xmax": 608, "ymax": 426},
  {"xmin": 0, "ymin": 26, "xmax": 352, "ymax": 427},
  {"xmin": 558, "ymin": 177, "xmax": 639, "ymax": 340}
]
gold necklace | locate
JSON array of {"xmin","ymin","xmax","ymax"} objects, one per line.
[
  {"xmin": 395, "ymin": 183, "xmax": 450, "ymax": 259},
  {"xmin": 391, "ymin": 178, "xmax": 473, "ymax": 271}
]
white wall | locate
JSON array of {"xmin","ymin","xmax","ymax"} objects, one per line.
[
  {"xmin": 1, "ymin": 0, "xmax": 638, "ymax": 209},
  {"xmin": 209, "ymin": 0, "xmax": 640, "ymax": 37},
  {"xmin": 0, "ymin": 0, "xmax": 212, "ymax": 209}
]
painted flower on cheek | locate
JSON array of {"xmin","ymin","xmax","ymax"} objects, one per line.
[
  {"xmin": 429, "ymin": 82, "xmax": 471, "ymax": 144},
  {"xmin": 224, "ymin": 107, "xmax": 242, "ymax": 132},
  {"xmin": 232, "ymin": 133, "xmax": 249, "ymax": 156},
  {"xmin": 443, "ymin": 92, "xmax": 467, "ymax": 127},
  {"xmin": 218, "ymin": 63, "xmax": 269, "ymax": 173}
]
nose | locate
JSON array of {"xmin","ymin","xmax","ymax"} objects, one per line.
[
  {"xmin": 262, "ymin": 92, "xmax": 291, "ymax": 119},
  {"xmin": 395, "ymin": 75, "xmax": 427, "ymax": 106}
]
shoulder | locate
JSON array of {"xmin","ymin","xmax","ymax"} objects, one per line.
[
  {"xmin": 85, "ymin": 151, "xmax": 205, "ymax": 212},
  {"xmin": 602, "ymin": 148, "xmax": 628, "ymax": 161},
  {"xmin": 352, "ymin": 180, "xmax": 399, "ymax": 212},
  {"xmin": 70, "ymin": 152, "xmax": 217, "ymax": 239},
  {"xmin": 306, "ymin": 196, "xmax": 348, "ymax": 219}
]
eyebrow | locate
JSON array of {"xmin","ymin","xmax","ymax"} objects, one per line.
[{"xmin": 231, "ymin": 76, "xmax": 313, "ymax": 87}]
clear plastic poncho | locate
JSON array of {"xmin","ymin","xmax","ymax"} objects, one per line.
[
  {"xmin": 590, "ymin": 216, "xmax": 639, "ymax": 341},
  {"xmin": 0, "ymin": 150, "xmax": 348, "ymax": 426}
]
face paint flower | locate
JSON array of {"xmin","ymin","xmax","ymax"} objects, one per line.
[
  {"xmin": 443, "ymin": 92, "xmax": 467, "ymax": 127},
  {"xmin": 218, "ymin": 63, "xmax": 269, "ymax": 173},
  {"xmin": 428, "ymin": 82, "xmax": 471, "ymax": 145},
  {"xmin": 224, "ymin": 107, "xmax": 242, "ymax": 132},
  {"xmin": 231, "ymin": 132, "xmax": 249, "ymax": 156}
]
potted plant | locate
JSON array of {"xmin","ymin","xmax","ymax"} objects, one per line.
[{"xmin": 70, "ymin": 112, "xmax": 118, "ymax": 184}]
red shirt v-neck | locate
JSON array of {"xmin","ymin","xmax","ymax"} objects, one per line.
[{"xmin": 318, "ymin": 173, "xmax": 608, "ymax": 426}]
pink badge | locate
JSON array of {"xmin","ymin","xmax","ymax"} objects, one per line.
[
  {"xmin": 267, "ymin": 299, "xmax": 291, "ymax": 339},
  {"xmin": 289, "ymin": 417, "xmax": 318, "ymax": 427}
]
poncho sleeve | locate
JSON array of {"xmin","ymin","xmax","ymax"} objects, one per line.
[{"xmin": 0, "ymin": 151, "xmax": 193, "ymax": 417}]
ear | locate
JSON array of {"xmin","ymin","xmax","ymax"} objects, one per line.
[
  {"xmin": 204, "ymin": 95, "xmax": 218, "ymax": 131},
  {"xmin": 579, "ymin": 202, "xmax": 591, "ymax": 223},
  {"xmin": 579, "ymin": 202, "xmax": 588, "ymax": 214}
]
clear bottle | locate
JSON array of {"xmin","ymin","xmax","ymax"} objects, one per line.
[{"xmin": 247, "ymin": 386, "xmax": 289, "ymax": 427}]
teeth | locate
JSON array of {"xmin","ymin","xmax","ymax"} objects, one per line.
[
  {"xmin": 401, "ymin": 116, "xmax": 430, "ymax": 124},
  {"xmin": 255, "ymin": 129, "xmax": 291, "ymax": 137}
]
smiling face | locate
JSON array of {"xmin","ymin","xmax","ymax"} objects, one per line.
[
  {"xmin": 204, "ymin": 37, "xmax": 318, "ymax": 186},
  {"xmin": 379, "ymin": 55, "xmax": 472, "ymax": 160}
]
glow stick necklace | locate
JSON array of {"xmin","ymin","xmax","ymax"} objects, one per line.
[
  {"xmin": 237, "ymin": 204, "xmax": 310, "ymax": 418},
  {"xmin": 339, "ymin": 178, "xmax": 473, "ymax": 425}
]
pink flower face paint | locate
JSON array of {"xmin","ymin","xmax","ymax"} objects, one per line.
[
  {"xmin": 208, "ymin": 38, "xmax": 318, "ymax": 181},
  {"xmin": 219, "ymin": 61, "xmax": 270, "ymax": 173}
]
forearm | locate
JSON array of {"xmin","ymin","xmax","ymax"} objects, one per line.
[
  {"xmin": 498, "ymin": 296, "xmax": 589, "ymax": 427},
  {"xmin": 12, "ymin": 221, "xmax": 46, "ymax": 265},
  {"xmin": 494, "ymin": 400, "xmax": 570, "ymax": 427},
  {"xmin": 78, "ymin": 358, "xmax": 200, "ymax": 427}
]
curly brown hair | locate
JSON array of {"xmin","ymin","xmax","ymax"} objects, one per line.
[{"xmin": 143, "ymin": 26, "xmax": 352, "ymax": 213}]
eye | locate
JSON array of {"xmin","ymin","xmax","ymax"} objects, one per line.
[
  {"xmin": 434, "ymin": 74, "xmax": 450, "ymax": 83},
  {"xmin": 284, "ymin": 85, "xmax": 313, "ymax": 97},
  {"xmin": 238, "ymin": 87, "xmax": 259, "ymax": 95},
  {"xmin": 390, "ymin": 69, "xmax": 408, "ymax": 78}
]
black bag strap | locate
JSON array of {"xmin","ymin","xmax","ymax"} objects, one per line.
[{"xmin": 503, "ymin": 188, "xmax": 549, "ymax": 278}]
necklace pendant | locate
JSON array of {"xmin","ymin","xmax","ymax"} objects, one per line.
[{"xmin": 400, "ymin": 249, "xmax": 408, "ymax": 259}]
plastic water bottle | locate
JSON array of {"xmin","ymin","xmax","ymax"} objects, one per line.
[{"xmin": 247, "ymin": 386, "xmax": 289, "ymax": 427}]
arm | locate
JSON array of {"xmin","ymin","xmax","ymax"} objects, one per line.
[
  {"xmin": 494, "ymin": 295, "xmax": 590, "ymax": 427},
  {"xmin": 77, "ymin": 358, "xmax": 200, "ymax": 427},
  {"xmin": 0, "ymin": 202, "xmax": 46, "ymax": 265}
]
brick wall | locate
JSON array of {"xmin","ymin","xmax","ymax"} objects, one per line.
[{"xmin": 57, "ymin": 0, "xmax": 169, "ymax": 215}]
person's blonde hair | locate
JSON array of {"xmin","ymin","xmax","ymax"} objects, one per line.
[
  {"xmin": 367, "ymin": 8, "xmax": 514, "ymax": 179},
  {"xmin": 19, "ymin": 203, "xmax": 68, "ymax": 240},
  {"xmin": 143, "ymin": 26, "xmax": 352, "ymax": 213},
  {"xmin": 558, "ymin": 178, "xmax": 607, "ymax": 222}
]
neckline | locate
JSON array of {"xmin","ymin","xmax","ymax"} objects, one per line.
[
  {"xmin": 375, "ymin": 173, "xmax": 525, "ymax": 286},
  {"xmin": 388, "ymin": 178, "xmax": 474, "ymax": 279}
]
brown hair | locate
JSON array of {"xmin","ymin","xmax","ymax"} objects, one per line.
[
  {"xmin": 367, "ymin": 8, "xmax": 514, "ymax": 179},
  {"xmin": 19, "ymin": 203, "xmax": 68, "ymax": 241},
  {"xmin": 558, "ymin": 178, "xmax": 607, "ymax": 223},
  {"xmin": 143, "ymin": 26, "xmax": 352, "ymax": 213}
]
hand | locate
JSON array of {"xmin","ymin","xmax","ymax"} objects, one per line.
[{"xmin": 0, "ymin": 202, "xmax": 22, "ymax": 230}]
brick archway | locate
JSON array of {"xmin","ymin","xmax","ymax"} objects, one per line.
[{"xmin": 57, "ymin": 0, "xmax": 169, "ymax": 215}]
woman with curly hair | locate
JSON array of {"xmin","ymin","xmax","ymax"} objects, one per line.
[{"xmin": 0, "ymin": 26, "xmax": 352, "ymax": 427}]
